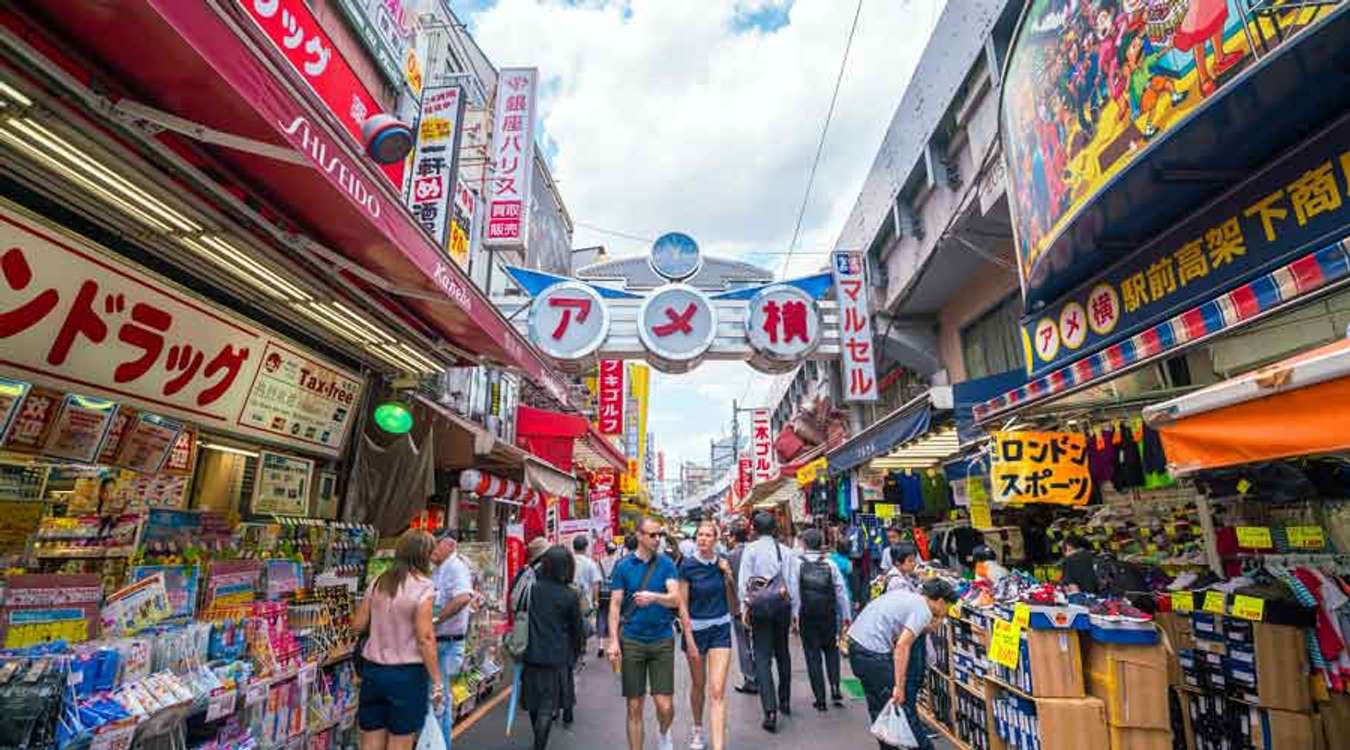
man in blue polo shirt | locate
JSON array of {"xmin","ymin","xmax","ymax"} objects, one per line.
[{"xmin": 608, "ymin": 516, "xmax": 685, "ymax": 750}]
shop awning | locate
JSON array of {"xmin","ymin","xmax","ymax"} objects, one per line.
[
  {"xmin": 826, "ymin": 388, "xmax": 950, "ymax": 475},
  {"xmin": 515, "ymin": 405, "xmax": 625, "ymax": 473},
  {"xmin": 1143, "ymin": 338, "xmax": 1350, "ymax": 474},
  {"xmin": 7, "ymin": 2, "xmax": 569, "ymax": 405}
]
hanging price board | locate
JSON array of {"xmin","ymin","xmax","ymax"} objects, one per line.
[
  {"xmin": 987, "ymin": 618, "xmax": 1022, "ymax": 669},
  {"xmin": 1171, "ymin": 591, "xmax": 1194, "ymax": 613},
  {"xmin": 1287, "ymin": 526, "xmax": 1325, "ymax": 549},
  {"xmin": 1012, "ymin": 603, "xmax": 1031, "ymax": 629},
  {"xmin": 1236, "ymin": 527, "xmax": 1273, "ymax": 549},
  {"xmin": 970, "ymin": 499, "xmax": 993, "ymax": 530},
  {"xmin": 1231, "ymin": 595, "xmax": 1265, "ymax": 621},
  {"xmin": 1202, "ymin": 591, "xmax": 1227, "ymax": 615}
]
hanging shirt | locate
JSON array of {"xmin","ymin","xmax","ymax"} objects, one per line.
[
  {"xmin": 1087, "ymin": 428, "xmax": 1116, "ymax": 486},
  {"xmin": 1112, "ymin": 425, "xmax": 1145, "ymax": 491}
]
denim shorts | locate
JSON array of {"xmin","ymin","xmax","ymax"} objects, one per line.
[
  {"xmin": 358, "ymin": 662, "xmax": 428, "ymax": 735},
  {"xmin": 682, "ymin": 622, "xmax": 732, "ymax": 654}
]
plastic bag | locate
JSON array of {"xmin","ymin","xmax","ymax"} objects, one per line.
[
  {"xmin": 870, "ymin": 700, "xmax": 918, "ymax": 748},
  {"xmin": 417, "ymin": 706, "xmax": 447, "ymax": 750}
]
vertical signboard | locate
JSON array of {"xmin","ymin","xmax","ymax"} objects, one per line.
[
  {"xmin": 597, "ymin": 360, "xmax": 624, "ymax": 435},
  {"xmin": 406, "ymin": 85, "xmax": 466, "ymax": 259},
  {"xmin": 485, "ymin": 68, "xmax": 538, "ymax": 249},
  {"xmin": 331, "ymin": 0, "xmax": 420, "ymax": 91},
  {"xmin": 751, "ymin": 408, "xmax": 774, "ymax": 485},
  {"xmin": 450, "ymin": 181, "xmax": 477, "ymax": 270},
  {"xmin": 737, "ymin": 456, "xmax": 753, "ymax": 497},
  {"xmin": 832, "ymin": 251, "xmax": 878, "ymax": 401}
]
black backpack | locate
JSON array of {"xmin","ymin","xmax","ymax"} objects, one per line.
[{"xmin": 799, "ymin": 558, "xmax": 836, "ymax": 618}]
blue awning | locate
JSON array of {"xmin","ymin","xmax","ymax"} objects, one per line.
[
  {"xmin": 826, "ymin": 397, "xmax": 931, "ymax": 475},
  {"xmin": 954, "ymin": 369, "xmax": 1027, "ymax": 444}
]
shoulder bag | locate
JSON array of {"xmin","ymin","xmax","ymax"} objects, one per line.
[
  {"xmin": 746, "ymin": 542, "xmax": 791, "ymax": 622},
  {"xmin": 618, "ymin": 556, "xmax": 660, "ymax": 628}
]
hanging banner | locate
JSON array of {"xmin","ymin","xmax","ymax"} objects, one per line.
[
  {"xmin": 484, "ymin": 68, "xmax": 538, "ymax": 249},
  {"xmin": 991, "ymin": 431, "xmax": 1091, "ymax": 506},
  {"xmin": 0, "ymin": 209, "xmax": 365, "ymax": 456},
  {"xmin": 597, "ymin": 360, "xmax": 624, "ymax": 435},
  {"xmin": 831, "ymin": 251, "xmax": 877, "ymax": 401},
  {"xmin": 796, "ymin": 457, "xmax": 828, "ymax": 487},
  {"xmin": 405, "ymin": 85, "xmax": 466, "ymax": 260},
  {"xmin": 737, "ymin": 456, "xmax": 753, "ymax": 498},
  {"xmin": 751, "ymin": 408, "xmax": 775, "ymax": 485}
]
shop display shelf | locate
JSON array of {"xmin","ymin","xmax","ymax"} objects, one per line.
[
  {"xmin": 920, "ymin": 706, "xmax": 974, "ymax": 750},
  {"xmin": 985, "ymin": 674, "xmax": 1035, "ymax": 702},
  {"xmin": 954, "ymin": 673, "xmax": 987, "ymax": 698}
]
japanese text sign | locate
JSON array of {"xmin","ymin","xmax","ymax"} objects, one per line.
[
  {"xmin": 831, "ymin": 251, "xmax": 877, "ymax": 401},
  {"xmin": 597, "ymin": 360, "xmax": 624, "ymax": 435},
  {"xmin": 638, "ymin": 286, "xmax": 716, "ymax": 365},
  {"xmin": 987, "ymin": 617, "xmax": 1022, "ymax": 670},
  {"xmin": 0, "ymin": 208, "xmax": 363, "ymax": 457},
  {"xmin": 331, "ymin": 0, "xmax": 419, "ymax": 91},
  {"xmin": 747, "ymin": 285, "xmax": 821, "ymax": 366},
  {"xmin": 737, "ymin": 456, "xmax": 752, "ymax": 498},
  {"xmin": 751, "ymin": 408, "xmax": 775, "ymax": 485},
  {"xmin": 530, "ymin": 283, "xmax": 610, "ymax": 360},
  {"xmin": 991, "ymin": 431, "xmax": 1091, "ymax": 505},
  {"xmin": 240, "ymin": 0, "xmax": 404, "ymax": 187},
  {"xmin": 795, "ymin": 457, "xmax": 828, "ymax": 487},
  {"xmin": 1236, "ymin": 526, "xmax": 1274, "ymax": 549},
  {"xmin": 406, "ymin": 85, "xmax": 466, "ymax": 258},
  {"xmin": 1023, "ymin": 119, "xmax": 1350, "ymax": 378},
  {"xmin": 485, "ymin": 68, "xmax": 538, "ymax": 249}
]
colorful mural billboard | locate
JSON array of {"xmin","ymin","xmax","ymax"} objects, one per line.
[{"xmin": 1003, "ymin": 0, "xmax": 1336, "ymax": 300}]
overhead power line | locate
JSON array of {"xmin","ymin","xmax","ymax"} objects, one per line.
[{"xmin": 781, "ymin": 0, "xmax": 864, "ymax": 277}]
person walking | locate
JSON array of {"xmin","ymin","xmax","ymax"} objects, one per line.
[
  {"xmin": 519, "ymin": 546, "xmax": 586, "ymax": 750},
  {"xmin": 351, "ymin": 530, "xmax": 444, "ymax": 750},
  {"xmin": 726, "ymin": 521, "xmax": 757, "ymax": 695},
  {"xmin": 430, "ymin": 531, "xmax": 474, "ymax": 747},
  {"xmin": 678, "ymin": 521, "xmax": 736, "ymax": 750},
  {"xmin": 846, "ymin": 579, "xmax": 958, "ymax": 750},
  {"xmin": 737, "ymin": 512, "xmax": 798, "ymax": 733},
  {"xmin": 794, "ymin": 528, "xmax": 851, "ymax": 711},
  {"xmin": 596, "ymin": 542, "xmax": 618, "ymax": 657},
  {"xmin": 607, "ymin": 517, "xmax": 690, "ymax": 750}
]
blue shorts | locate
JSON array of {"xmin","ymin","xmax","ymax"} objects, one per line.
[
  {"xmin": 358, "ymin": 662, "xmax": 428, "ymax": 735},
  {"xmin": 684, "ymin": 622, "xmax": 732, "ymax": 654}
]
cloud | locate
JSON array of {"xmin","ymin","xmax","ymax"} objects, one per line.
[{"xmin": 466, "ymin": 0, "xmax": 943, "ymax": 465}]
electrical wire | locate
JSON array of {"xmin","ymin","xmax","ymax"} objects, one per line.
[{"xmin": 780, "ymin": 0, "xmax": 865, "ymax": 277}]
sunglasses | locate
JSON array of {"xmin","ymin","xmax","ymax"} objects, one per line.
[{"xmin": 642, "ymin": 530, "xmax": 667, "ymax": 538}]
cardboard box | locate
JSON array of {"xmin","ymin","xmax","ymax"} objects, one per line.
[
  {"xmin": 1154, "ymin": 611, "xmax": 1194, "ymax": 687},
  {"xmin": 1086, "ymin": 640, "xmax": 1170, "ymax": 729},
  {"xmin": 1253, "ymin": 623, "xmax": 1311, "ymax": 712},
  {"xmin": 1106, "ymin": 726, "xmax": 1172, "ymax": 750},
  {"xmin": 1027, "ymin": 628, "xmax": 1085, "ymax": 698},
  {"xmin": 1319, "ymin": 693, "xmax": 1350, "ymax": 750},
  {"xmin": 1260, "ymin": 708, "xmax": 1317, "ymax": 750},
  {"xmin": 1037, "ymin": 696, "xmax": 1110, "ymax": 750}
]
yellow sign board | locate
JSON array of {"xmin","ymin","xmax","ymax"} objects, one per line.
[
  {"xmin": 1012, "ymin": 603, "xmax": 1031, "ymax": 629},
  {"xmin": 1236, "ymin": 527, "xmax": 1273, "ymax": 549},
  {"xmin": 448, "ymin": 218, "xmax": 470, "ymax": 268},
  {"xmin": 1231, "ymin": 595, "xmax": 1265, "ymax": 622},
  {"xmin": 988, "ymin": 618, "xmax": 1022, "ymax": 669},
  {"xmin": 1171, "ymin": 591, "xmax": 1194, "ymax": 614},
  {"xmin": 991, "ymin": 431, "xmax": 1092, "ymax": 505},
  {"xmin": 970, "ymin": 499, "xmax": 993, "ymax": 530},
  {"xmin": 1202, "ymin": 591, "xmax": 1227, "ymax": 615},
  {"xmin": 1287, "ymin": 526, "xmax": 1325, "ymax": 549},
  {"xmin": 875, "ymin": 503, "xmax": 898, "ymax": 520},
  {"xmin": 796, "ymin": 457, "xmax": 828, "ymax": 487}
]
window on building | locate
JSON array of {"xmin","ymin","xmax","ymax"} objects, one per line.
[{"xmin": 961, "ymin": 295, "xmax": 1024, "ymax": 379}]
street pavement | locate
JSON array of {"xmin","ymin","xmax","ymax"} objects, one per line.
[{"xmin": 455, "ymin": 639, "xmax": 955, "ymax": 750}]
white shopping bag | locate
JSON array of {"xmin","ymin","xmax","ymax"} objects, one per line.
[
  {"xmin": 417, "ymin": 706, "xmax": 447, "ymax": 750},
  {"xmin": 870, "ymin": 699, "xmax": 919, "ymax": 748}
]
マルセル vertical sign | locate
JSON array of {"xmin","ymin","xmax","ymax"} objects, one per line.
[{"xmin": 832, "ymin": 251, "xmax": 878, "ymax": 401}]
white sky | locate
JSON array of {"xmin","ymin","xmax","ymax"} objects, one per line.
[{"xmin": 466, "ymin": 0, "xmax": 944, "ymax": 470}]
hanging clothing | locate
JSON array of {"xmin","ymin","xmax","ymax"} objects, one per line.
[
  {"xmin": 899, "ymin": 471, "xmax": 924, "ymax": 513},
  {"xmin": 1140, "ymin": 424, "xmax": 1174, "ymax": 489},
  {"xmin": 1087, "ymin": 428, "xmax": 1116, "ymax": 487},
  {"xmin": 1112, "ymin": 424, "xmax": 1146, "ymax": 491}
]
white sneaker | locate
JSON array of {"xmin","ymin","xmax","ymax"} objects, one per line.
[
  {"xmin": 658, "ymin": 728, "xmax": 674, "ymax": 750},
  {"xmin": 689, "ymin": 726, "xmax": 706, "ymax": 750}
]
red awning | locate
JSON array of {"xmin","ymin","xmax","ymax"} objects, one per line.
[
  {"xmin": 7, "ymin": 1, "xmax": 568, "ymax": 405},
  {"xmin": 515, "ymin": 404, "xmax": 625, "ymax": 472}
]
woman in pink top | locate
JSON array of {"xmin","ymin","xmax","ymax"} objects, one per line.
[{"xmin": 352, "ymin": 530, "xmax": 445, "ymax": 749}]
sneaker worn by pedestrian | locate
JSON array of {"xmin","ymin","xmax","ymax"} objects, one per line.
[
  {"xmin": 659, "ymin": 727, "xmax": 674, "ymax": 750},
  {"xmin": 735, "ymin": 681, "xmax": 759, "ymax": 694},
  {"xmin": 831, "ymin": 691, "xmax": 844, "ymax": 706},
  {"xmin": 689, "ymin": 726, "xmax": 706, "ymax": 750}
]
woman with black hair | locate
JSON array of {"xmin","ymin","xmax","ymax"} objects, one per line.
[{"xmin": 519, "ymin": 545, "xmax": 586, "ymax": 750}]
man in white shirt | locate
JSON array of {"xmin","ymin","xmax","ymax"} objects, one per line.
[
  {"xmin": 737, "ymin": 512, "xmax": 800, "ymax": 732},
  {"xmin": 431, "ymin": 531, "xmax": 474, "ymax": 747}
]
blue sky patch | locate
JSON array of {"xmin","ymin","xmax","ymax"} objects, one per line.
[{"xmin": 732, "ymin": 1, "xmax": 793, "ymax": 34}]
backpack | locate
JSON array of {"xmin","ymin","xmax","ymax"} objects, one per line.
[{"xmin": 800, "ymin": 558, "xmax": 836, "ymax": 619}]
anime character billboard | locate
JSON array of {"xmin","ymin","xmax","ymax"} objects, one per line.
[{"xmin": 1002, "ymin": 0, "xmax": 1333, "ymax": 304}]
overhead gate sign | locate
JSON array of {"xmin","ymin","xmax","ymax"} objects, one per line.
[{"xmin": 0, "ymin": 205, "xmax": 364, "ymax": 457}]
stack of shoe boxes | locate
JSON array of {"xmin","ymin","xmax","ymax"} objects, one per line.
[
  {"xmin": 994, "ymin": 691, "xmax": 1041, "ymax": 750},
  {"xmin": 955, "ymin": 687, "xmax": 992, "ymax": 750}
]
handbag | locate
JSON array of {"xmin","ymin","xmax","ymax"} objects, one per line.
[
  {"xmin": 746, "ymin": 541, "xmax": 791, "ymax": 622},
  {"xmin": 503, "ymin": 582, "xmax": 532, "ymax": 659}
]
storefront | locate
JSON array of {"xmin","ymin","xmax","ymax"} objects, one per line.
[
  {"xmin": 0, "ymin": 3, "xmax": 575, "ymax": 748},
  {"xmin": 919, "ymin": 4, "xmax": 1350, "ymax": 750}
]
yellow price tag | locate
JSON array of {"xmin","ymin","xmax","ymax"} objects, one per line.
[
  {"xmin": 1171, "ymin": 591, "xmax": 1194, "ymax": 613},
  {"xmin": 988, "ymin": 618, "xmax": 1022, "ymax": 669},
  {"xmin": 948, "ymin": 603, "xmax": 962, "ymax": 619},
  {"xmin": 1236, "ymin": 478, "xmax": 1252, "ymax": 495},
  {"xmin": 1012, "ymin": 603, "xmax": 1031, "ymax": 629},
  {"xmin": 1236, "ymin": 526, "xmax": 1273, "ymax": 549},
  {"xmin": 1202, "ymin": 591, "xmax": 1227, "ymax": 615},
  {"xmin": 1287, "ymin": 526, "xmax": 1325, "ymax": 549},
  {"xmin": 970, "ymin": 499, "xmax": 993, "ymax": 530},
  {"xmin": 1231, "ymin": 595, "xmax": 1265, "ymax": 621}
]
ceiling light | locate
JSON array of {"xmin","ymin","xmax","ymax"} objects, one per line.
[
  {"xmin": 199, "ymin": 235, "xmax": 311, "ymax": 300},
  {"xmin": 200, "ymin": 441, "xmax": 260, "ymax": 458},
  {"xmin": 0, "ymin": 81, "xmax": 33, "ymax": 107}
]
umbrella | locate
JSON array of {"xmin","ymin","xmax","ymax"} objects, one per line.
[{"xmin": 504, "ymin": 662, "xmax": 523, "ymax": 736}]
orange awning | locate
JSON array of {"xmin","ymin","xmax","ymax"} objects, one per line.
[{"xmin": 1143, "ymin": 338, "xmax": 1350, "ymax": 474}]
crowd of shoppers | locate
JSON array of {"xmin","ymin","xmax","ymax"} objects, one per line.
[{"xmin": 355, "ymin": 514, "xmax": 963, "ymax": 750}]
